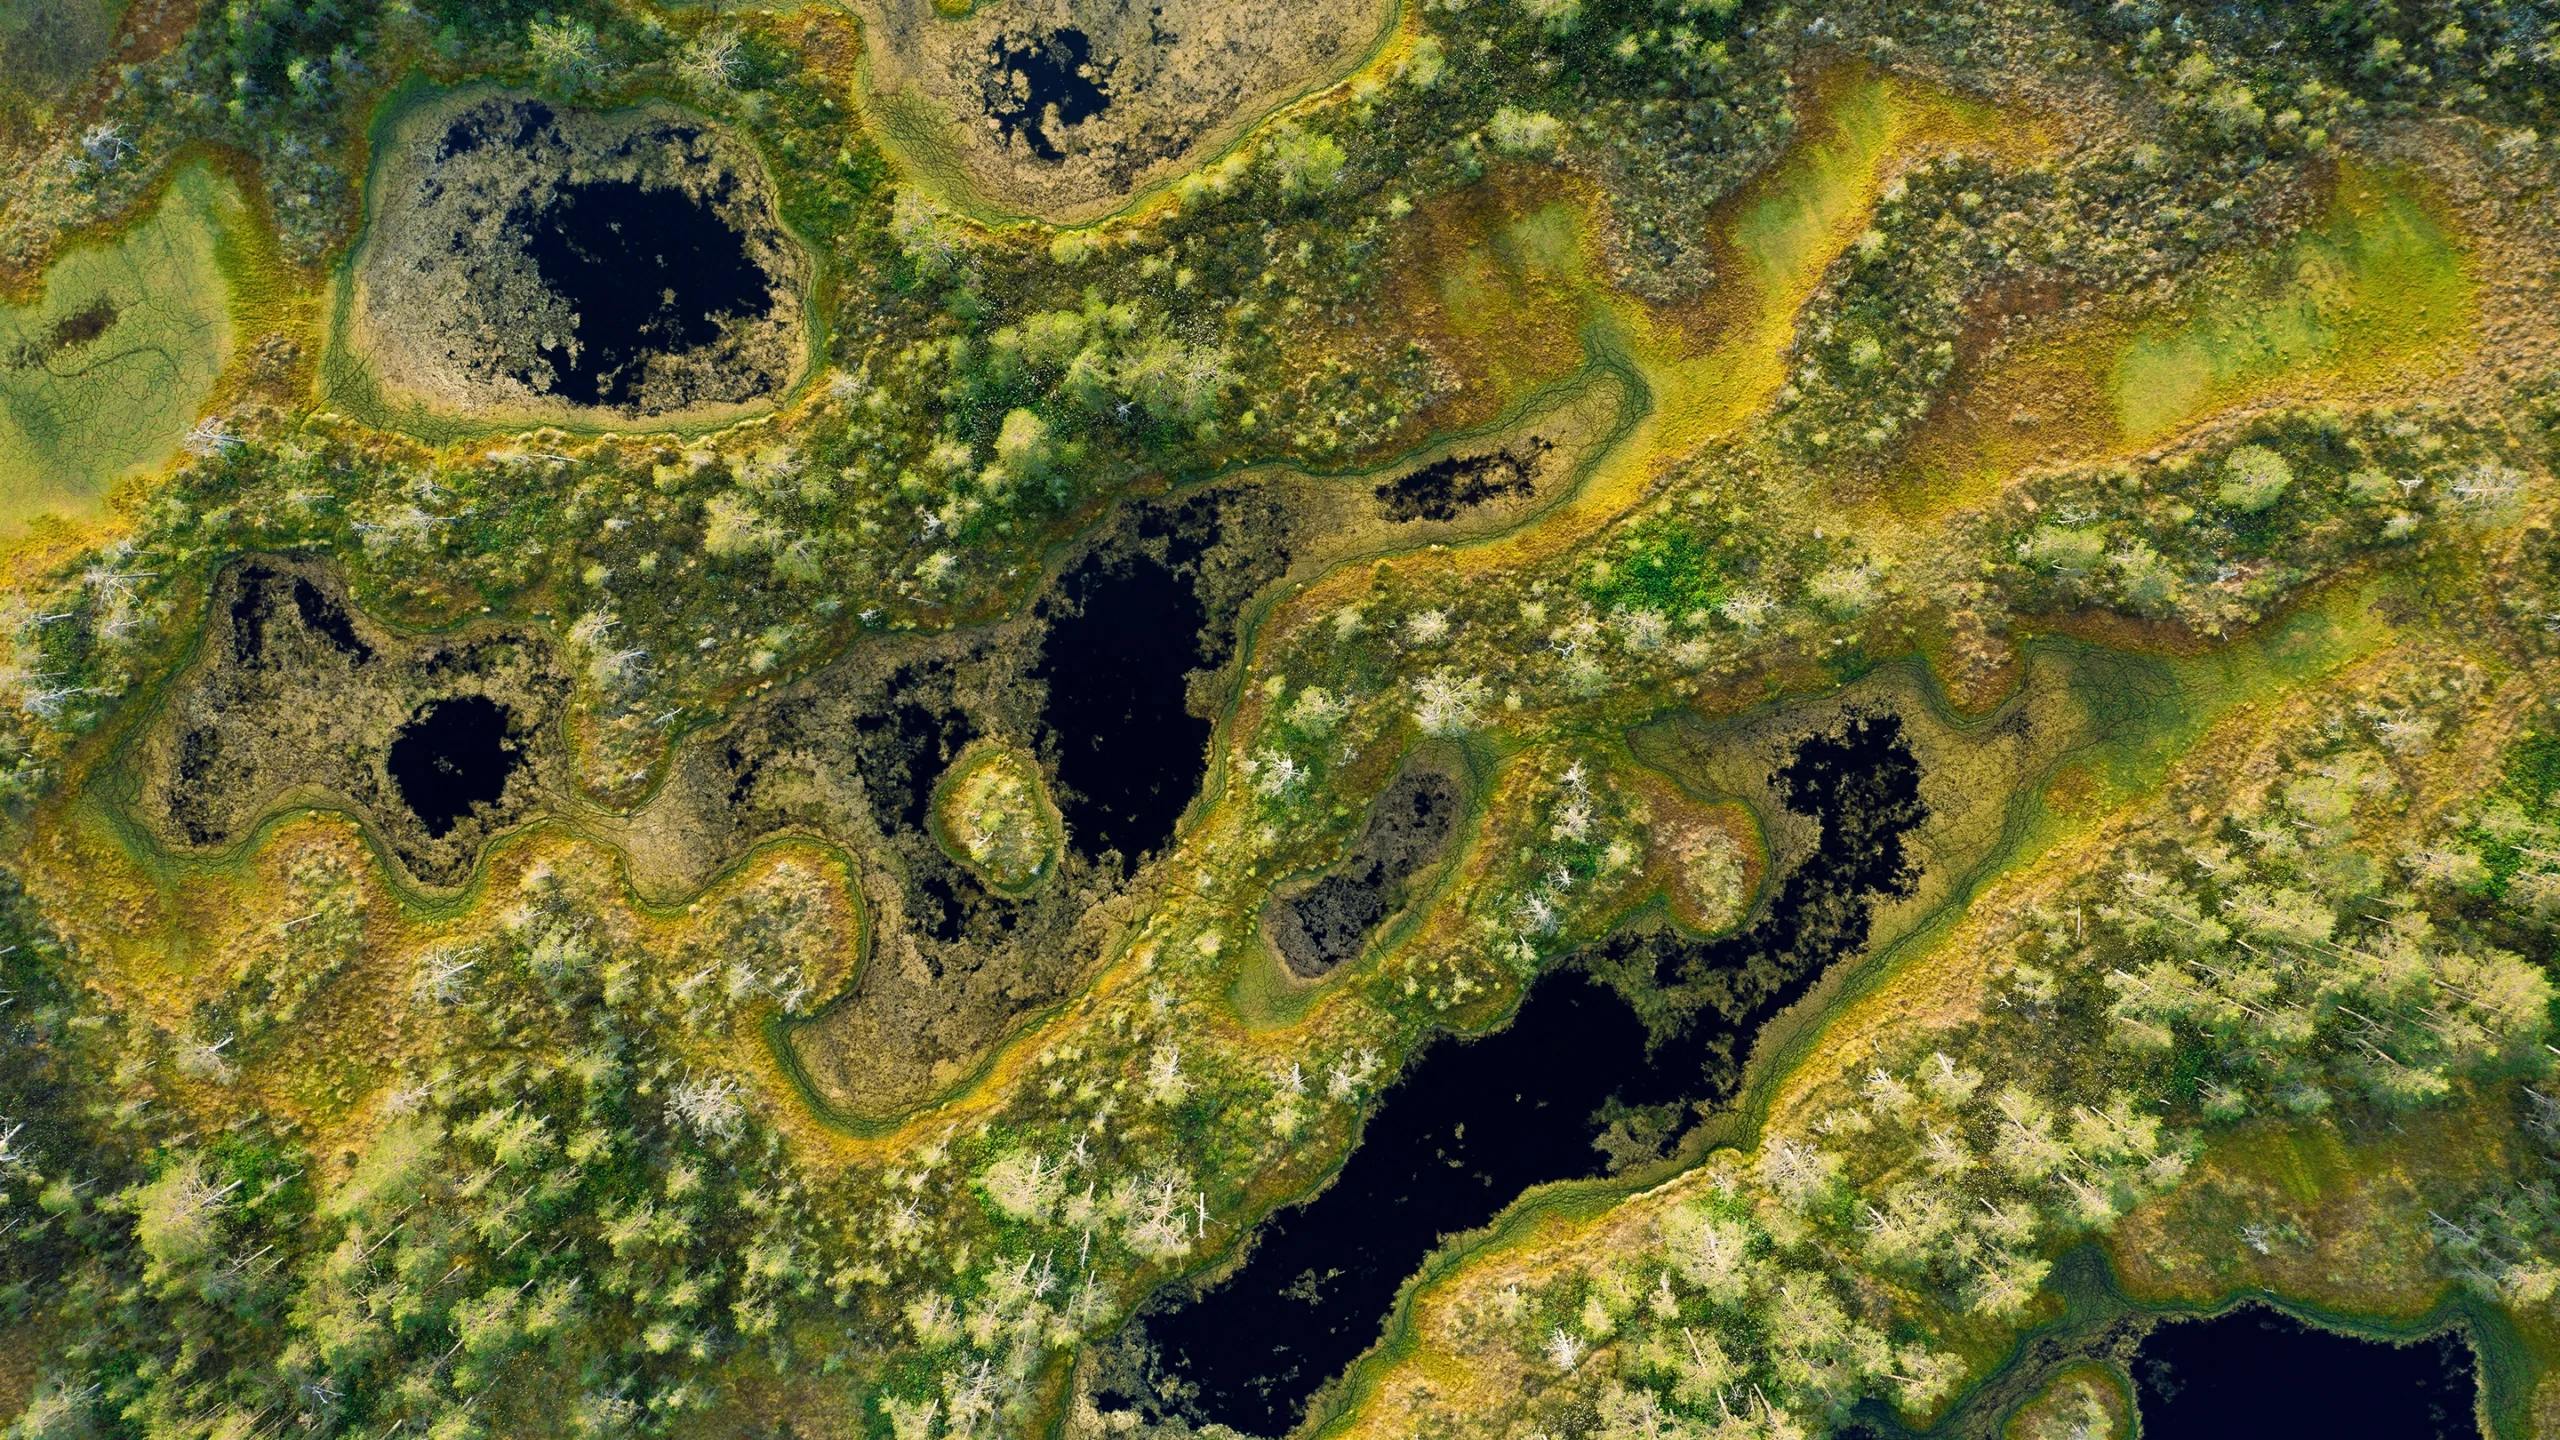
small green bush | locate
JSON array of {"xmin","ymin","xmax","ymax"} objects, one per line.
[{"xmin": 2216, "ymin": 444, "xmax": 2294, "ymax": 512}]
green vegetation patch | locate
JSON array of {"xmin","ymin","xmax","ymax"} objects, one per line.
[
  {"xmin": 1730, "ymin": 70, "xmax": 1902, "ymax": 296},
  {"xmin": 1582, "ymin": 513, "xmax": 1728, "ymax": 621},
  {"xmin": 1987, "ymin": 403, "xmax": 2505, "ymax": 640},
  {"xmin": 3, "ymin": 0, "xmax": 2559, "ymax": 1430},
  {"xmin": 931, "ymin": 742, "xmax": 1062, "ymax": 895},
  {"xmin": 2113, "ymin": 164, "xmax": 2469, "ymax": 441},
  {"xmin": 2004, "ymin": 1361, "xmax": 2134, "ymax": 1440},
  {"xmin": 0, "ymin": 162, "xmax": 235, "ymax": 535},
  {"xmin": 2448, "ymin": 731, "xmax": 2560, "ymax": 917},
  {"xmin": 1496, "ymin": 201, "xmax": 1583, "ymax": 278}
]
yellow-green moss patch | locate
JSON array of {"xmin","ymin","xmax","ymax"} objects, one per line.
[
  {"xmin": 931, "ymin": 742, "xmax": 1062, "ymax": 895},
  {"xmin": 2113, "ymin": 163, "xmax": 2470, "ymax": 441},
  {"xmin": 0, "ymin": 162, "xmax": 237, "ymax": 535},
  {"xmin": 2005, "ymin": 1362, "xmax": 2134, "ymax": 1440}
]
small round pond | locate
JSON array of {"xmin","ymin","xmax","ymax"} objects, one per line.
[
  {"xmin": 387, "ymin": 695, "xmax": 521, "ymax": 839},
  {"xmin": 1114, "ymin": 714, "xmax": 1930, "ymax": 1436},
  {"xmin": 346, "ymin": 91, "xmax": 805, "ymax": 426}
]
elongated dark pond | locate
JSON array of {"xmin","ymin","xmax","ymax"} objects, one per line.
[
  {"xmin": 1116, "ymin": 714, "xmax": 1928, "ymax": 1436},
  {"xmin": 2134, "ymin": 1306, "xmax": 2480, "ymax": 1439},
  {"xmin": 1035, "ymin": 541, "xmax": 1213, "ymax": 873}
]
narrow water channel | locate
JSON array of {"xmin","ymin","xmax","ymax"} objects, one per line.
[{"xmin": 1114, "ymin": 713, "xmax": 1929, "ymax": 1436}]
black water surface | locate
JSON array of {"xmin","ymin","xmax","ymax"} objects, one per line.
[
  {"xmin": 2135, "ymin": 1307, "xmax": 2480, "ymax": 1439},
  {"xmin": 387, "ymin": 695, "xmax": 519, "ymax": 838},
  {"xmin": 1268, "ymin": 767, "xmax": 1464, "ymax": 977},
  {"xmin": 1374, "ymin": 440, "xmax": 1549, "ymax": 523},
  {"xmin": 987, "ymin": 28, "xmax": 1110, "ymax": 161},
  {"xmin": 518, "ymin": 178, "xmax": 773, "ymax": 408},
  {"xmin": 846, "ymin": 691, "xmax": 978, "ymax": 833},
  {"xmin": 439, "ymin": 99, "xmax": 554, "ymax": 161},
  {"xmin": 1121, "ymin": 971, "xmax": 1649, "ymax": 1432},
  {"xmin": 1035, "ymin": 549, "xmax": 1210, "ymax": 871},
  {"xmin": 1129, "ymin": 713, "xmax": 1928, "ymax": 1436},
  {"xmin": 224, "ymin": 566, "xmax": 373, "ymax": 668},
  {"xmin": 1577, "ymin": 713, "xmax": 1930, "ymax": 1127},
  {"xmin": 291, "ymin": 577, "xmax": 372, "ymax": 663},
  {"xmin": 228, "ymin": 562, "xmax": 279, "ymax": 666}
]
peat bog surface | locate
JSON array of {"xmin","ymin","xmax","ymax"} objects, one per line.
[{"xmin": 1120, "ymin": 714, "xmax": 1930, "ymax": 1436}]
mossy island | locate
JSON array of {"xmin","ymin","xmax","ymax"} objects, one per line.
[{"xmin": 931, "ymin": 741, "xmax": 1062, "ymax": 895}]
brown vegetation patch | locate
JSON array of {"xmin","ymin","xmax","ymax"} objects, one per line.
[
  {"xmin": 0, "ymin": 1324, "xmax": 38, "ymax": 1437},
  {"xmin": 129, "ymin": 558, "xmax": 572, "ymax": 888},
  {"xmin": 2027, "ymin": 603, "xmax": 2228, "ymax": 659},
  {"xmin": 1295, "ymin": 422, "xmax": 1594, "ymax": 560},
  {"xmin": 1921, "ymin": 605, "xmax": 2025, "ymax": 716},
  {"xmin": 0, "ymin": 0, "xmax": 199, "ymax": 160},
  {"xmin": 1373, "ymin": 436, "xmax": 1552, "ymax": 523},
  {"xmin": 346, "ymin": 90, "xmax": 807, "ymax": 426},
  {"xmin": 2040, "ymin": 762, "xmax": 2101, "ymax": 822},
  {"xmin": 2106, "ymin": 1105, "xmax": 2516, "ymax": 1323},
  {"xmin": 1636, "ymin": 777, "xmax": 1764, "ymax": 938},
  {"xmin": 1386, "ymin": 170, "xmax": 1598, "ymax": 436},
  {"xmin": 854, "ymin": 0, "xmax": 1387, "ymax": 222},
  {"xmin": 1884, "ymin": 302, "xmax": 2124, "ymax": 518}
]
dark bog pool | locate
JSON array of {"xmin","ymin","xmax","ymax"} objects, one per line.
[
  {"xmin": 387, "ymin": 695, "xmax": 519, "ymax": 838},
  {"xmin": 1268, "ymin": 764, "xmax": 1463, "ymax": 977},
  {"xmin": 1117, "ymin": 971, "xmax": 1645, "ymax": 1430},
  {"xmin": 987, "ymin": 28, "xmax": 1110, "ymax": 161},
  {"xmin": 1035, "ymin": 548, "xmax": 1210, "ymax": 871},
  {"xmin": 1122, "ymin": 713, "xmax": 1927, "ymax": 1436},
  {"xmin": 1373, "ymin": 440, "xmax": 1549, "ymax": 523},
  {"xmin": 2135, "ymin": 1307, "xmax": 2479, "ymax": 1439},
  {"xmin": 519, "ymin": 177, "xmax": 772, "ymax": 407},
  {"xmin": 847, "ymin": 688, "xmax": 978, "ymax": 835}
]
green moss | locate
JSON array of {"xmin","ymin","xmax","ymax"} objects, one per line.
[
  {"xmin": 1497, "ymin": 203, "xmax": 1584, "ymax": 278},
  {"xmin": 1730, "ymin": 71, "xmax": 1899, "ymax": 295},
  {"xmin": 2459, "ymin": 731, "xmax": 2560, "ymax": 899},
  {"xmin": 2500, "ymin": 734, "xmax": 2560, "ymax": 818},
  {"xmin": 0, "ymin": 162, "xmax": 237, "ymax": 534},
  {"xmin": 2113, "ymin": 164, "xmax": 2469, "ymax": 441},
  {"xmin": 1584, "ymin": 516, "xmax": 1725, "ymax": 618},
  {"xmin": 931, "ymin": 744, "xmax": 1062, "ymax": 895}
]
